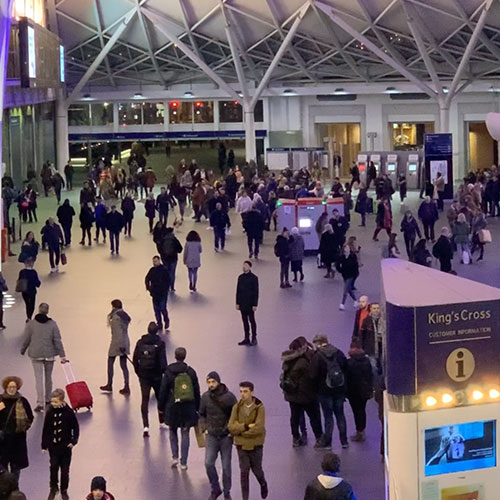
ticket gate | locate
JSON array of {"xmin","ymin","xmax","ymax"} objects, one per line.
[
  {"xmin": 407, "ymin": 154, "xmax": 420, "ymax": 189},
  {"xmin": 370, "ymin": 154, "xmax": 382, "ymax": 175},
  {"xmin": 386, "ymin": 154, "xmax": 398, "ymax": 186},
  {"xmin": 357, "ymin": 154, "xmax": 368, "ymax": 185}
]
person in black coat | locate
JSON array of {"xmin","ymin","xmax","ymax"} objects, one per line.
[
  {"xmin": 144, "ymin": 194, "xmax": 157, "ymax": 233},
  {"xmin": 0, "ymin": 466, "xmax": 26, "ymax": 500},
  {"xmin": 329, "ymin": 210, "xmax": 349, "ymax": 246},
  {"xmin": 319, "ymin": 225, "xmax": 340, "ymax": 279},
  {"xmin": 432, "ymin": 227, "xmax": 454, "ymax": 273},
  {"xmin": 156, "ymin": 187, "xmax": 175, "ymax": 226},
  {"xmin": 345, "ymin": 345, "xmax": 373, "ymax": 443},
  {"xmin": 145, "ymin": 256, "xmax": 171, "ymax": 331},
  {"xmin": 132, "ymin": 322, "xmax": 167, "ymax": 435},
  {"xmin": 336, "ymin": 246, "xmax": 359, "ymax": 311},
  {"xmin": 412, "ymin": 239, "xmax": 432, "ymax": 267},
  {"xmin": 418, "ymin": 196, "xmax": 439, "ymax": 242},
  {"xmin": 121, "ymin": 194, "xmax": 135, "ymax": 237},
  {"xmin": 354, "ymin": 187, "xmax": 368, "ymax": 227},
  {"xmin": 17, "ymin": 259, "xmax": 41, "ymax": 321},
  {"xmin": 236, "ymin": 261, "xmax": 259, "ymax": 346},
  {"xmin": 400, "ymin": 211, "xmax": 422, "ymax": 259},
  {"xmin": 158, "ymin": 228, "xmax": 183, "ymax": 292},
  {"xmin": 105, "ymin": 206, "xmax": 124, "ymax": 256},
  {"xmin": 51, "ymin": 173, "xmax": 65, "ymax": 205},
  {"xmin": 79, "ymin": 203, "xmax": 94, "ymax": 246},
  {"xmin": 209, "ymin": 202, "xmax": 230, "ymax": 252},
  {"xmin": 275, "ymin": 228, "xmax": 293, "ymax": 288},
  {"xmin": 56, "ymin": 200, "xmax": 75, "ymax": 247},
  {"xmin": 41, "ymin": 388, "xmax": 79, "ymax": 499},
  {"xmin": 243, "ymin": 208, "xmax": 264, "ymax": 259},
  {"xmin": 41, "ymin": 218, "xmax": 63, "ymax": 272},
  {"xmin": 159, "ymin": 347, "xmax": 200, "ymax": 470}
]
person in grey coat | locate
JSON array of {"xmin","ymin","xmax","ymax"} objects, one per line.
[
  {"xmin": 100, "ymin": 299, "xmax": 131, "ymax": 395},
  {"xmin": 20, "ymin": 303, "xmax": 67, "ymax": 412},
  {"xmin": 183, "ymin": 231, "xmax": 202, "ymax": 292},
  {"xmin": 290, "ymin": 227, "xmax": 305, "ymax": 282}
]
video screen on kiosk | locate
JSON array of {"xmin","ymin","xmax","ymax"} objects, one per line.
[
  {"xmin": 388, "ymin": 163, "xmax": 396, "ymax": 172},
  {"xmin": 299, "ymin": 218, "xmax": 312, "ymax": 228},
  {"xmin": 409, "ymin": 163, "xmax": 417, "ymax": 172},
  {"xmin": 424, "ymin": 420, "xmax": 496, "ymax": 477}
]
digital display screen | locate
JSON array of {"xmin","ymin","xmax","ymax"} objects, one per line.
[
  {"xmin": 358, "ymin": 163, "xmax": 366, "ymax": 172},
  {"xmin": 388, "ymin": 163, "xmax": 396, "ymax": 172},
  {"xmin": 59, "ymin": 45, "xmax": 65, "ymax": 83},
  {"xmin": 424, "ymin": 420, "xmax": 496, "ymax": 477},
  {"xmin": 27, "ymin": 26, "xmax": 36, "ymax": 78},
  {"xmin": 299, "ymin": 218, "xmax": 312, "ymax": 228},
  {"xmin": 409, "ymin": 163, "xmax": 417, "ymax": 172}
]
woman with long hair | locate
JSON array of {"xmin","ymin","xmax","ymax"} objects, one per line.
[{"xmin": 183, "ymin": 231, "xmax": 202, "ymax": 292}]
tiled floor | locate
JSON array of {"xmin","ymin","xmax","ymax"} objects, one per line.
[{"xmin": 2, "ymin": 186, "xmax": 499, "ymax": 500}]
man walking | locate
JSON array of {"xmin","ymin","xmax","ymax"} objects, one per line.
[
  {"xmin": 132, "ymin": 322, "xmax": 168, "ymax": 438},
  {"xmin": 199, "ymin": 371, "xmax": 237, "ymax": 500},
  {"xmin": 228, "ymin": 381, "xmax": 268, "ymax": 500},
  {"xmin": 145, "ymin": 256, "xmax": 171, "ymax": 331},
  {"xmin": 105, "ymin": 205, "xmax": 124, "ymax": 256},
  {"xmin": 236, "ymin": 261, "xmax": 259, "ymax": 346},
  {"xmin": 41, "ymin": 218, "xmax": 64, "ymax": 273},
  {"xmin": 210, "ymin": 202, "xmax": 231, "ymax": 252},
  {"xmin": 310, "ymin": 334, "xmax": 349, "ymax": 450},
  {"xmin": 159, "ymin": 228, "xmax": 183, "ymax": 292},
  {"xmin": 20, "ymin": 303, "xmax": 67, "ymax": 412},
  {"xmin": 156, "ymin": 187, "xmax": 175, "ymax": 226}
]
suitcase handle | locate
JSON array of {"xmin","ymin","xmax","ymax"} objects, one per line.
[{"xmin": 61, "ymin": 361, "xmax": 76, "ymax": 384}]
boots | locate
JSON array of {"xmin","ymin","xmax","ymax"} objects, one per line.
[{"xmin": 350, "ymin": 430, "xmax": 366, "ymax": 442}]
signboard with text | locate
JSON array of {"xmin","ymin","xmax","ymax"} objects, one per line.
[{"xmin": 424, "ymin": 133, "xmax": 453, "ymax": 199}]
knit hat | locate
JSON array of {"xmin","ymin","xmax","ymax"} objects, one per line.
[
  {"xmin": 91, "ymin": 476, "xmax": 106, "ymax": 492},
  {"xmin": 206, "ymin": 371, "xmax": 221, "ymax": 383}
]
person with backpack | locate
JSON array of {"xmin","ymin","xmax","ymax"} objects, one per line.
[
  {"xmin": 280, "ymin": 338, "xmax": 323, "ymax": 448},
  {"xmin": 41, "ymin": 388, "xmax": 79, "ymax": 500},
  {"xmin": 243, "ymin": 206, "xmax": 265, "ymax": 259},
  {"xmin": 199, "ymin": 372, "xmax": 237, "ymax": 500},
  {"xmin": 159, "ymin": 228, "xmax": 183, "ymax": 292},
  {"xmin": 310, "ymin": 334, "xmax": 348, "ymax": 450},
  {"xmin": 159, "ymin": 347, "xmax": 200, "ymax": 470},
  {"xmin": 345, "ymin": 344, "xmax": 373, "ymax": 443},
  {"xmin": 132, "ymin": 322, "xmax": 168, "ymax": 438},
  {"xmin": 145, "ymin": 256, "xmax": 171, "ymax": 331},
  {"xmin": 303, "ymin": 452, "xmax": 357, "ymax": 500}
]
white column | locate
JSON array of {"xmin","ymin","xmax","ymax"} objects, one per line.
[
  {"xmin": 439, "ymin": 101, "xmax": 451, "ymax": 133},
  {"xmin": 55, "ymin": 89, "xmax": 69, "ymax": 179},
  {"xmin": 244, "ymin": 102, "xmax": 256, "ymax": 162}
]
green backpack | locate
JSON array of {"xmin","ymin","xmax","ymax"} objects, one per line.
[{"xmin": 174, "ymin": 372, "xmax": 194, "ymax": 403}]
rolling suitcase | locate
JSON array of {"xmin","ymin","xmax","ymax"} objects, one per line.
[{"xmin": 62, "ymin": 362, "xmax": 93, "ymax": 412}]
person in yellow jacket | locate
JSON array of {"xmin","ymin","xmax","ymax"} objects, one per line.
[{"xmin": 228, "ymin": 381, "xmax": 268, "ymax": 500}]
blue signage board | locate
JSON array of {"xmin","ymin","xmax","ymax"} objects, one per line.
[{"xmin": 424, "ymin": 133, "xmax": 453, "ymax": 199}]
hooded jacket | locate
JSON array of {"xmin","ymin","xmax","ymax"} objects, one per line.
[
  {"xmin": 304, "ymin": 474, "xmax": 357, "ymax": 500},
  {"xmin": 280, "ymin": 346, "xmax": 317, "ymax": 405},
  {"xmin": 310, "ymin": 344, "xmax": 347, "ymax": 396},
  {"xmin": 107, "ymin": 309, "xmax": 131, "ymax": 357},
  {"xmin": 228, "ymin": 397, "xmax": 266, "ymax": 450},
  {"xmin": 132, "ymin": 332, "xmax": 167, "ymax": 379},
  {"xmin": 199, "ymin": 383, "xmax": 238, "ymax": 438},
  {"xmin": 20, "ymin": 314, "xmax": 65, "ymax": 359}
]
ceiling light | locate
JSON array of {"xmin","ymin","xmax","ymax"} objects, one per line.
[
  {"xmin": 334, "ymin": 88, "xmax": 348, "ymax": 95},
  {"xmin": 283, "ymin": 88, "xmax": 296, "ymax": 96},
  {"xmin": 442, "ymin": 87, "xmax": 449, "ymax": 93},
  {"xmin": 489, "ymin": 85, "xmax": 500, "ymax": 92},
  {"xmin": 385, "ymin": 87, "xmax": 401, "ymax": 94},
  {"xmin": 81, "ymin": 94, "xmax": 95, "ymax": 101},
  {"xmin": 183, "ymin": 91, "xmax": 194, "ymax": 98},
  {"xmin": 132, "ymin": 92, "xmax": 145, "ymax": 100}
]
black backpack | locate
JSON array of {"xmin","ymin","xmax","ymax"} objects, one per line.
[
  {"xmin": 162, "ymin": 236, "xmax": 177, "ymax": 258},
  {"xmin": 137, "ymin": 343, "xmax": 158, "ymax": 373},
  {"xmin": 279, "ymin": 363, "xmax": 299, "ymax": 394},
  {"xmin": 321, "ymin": 350, "xmax": 345, "ymax": 389}
]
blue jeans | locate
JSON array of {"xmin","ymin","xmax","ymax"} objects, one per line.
[
  {"xmin": 205, "ymin": 434, "xmax": 233, "ymax": 496},
  {"xmin": 342, "ymin": 277, "xmax": 356, "ymax": 304},
  {"xmin": 318, "ymin": 394, "xmax": 348, "ymax": 446},
  {"xmin": 110, "ymin": 231, "xmax": 120, "ymax": 253},
  {"xmin": 152, "ymin": 295, "xmax": 169, "ymax": 329},
  {"xmin": 164, "ymin": 261, "xmax": 177, "ymax": 291},
  {"xmin": 169, "ymin": 427, "xmax": 190, "ymax": 466},
  {"xmin": 188, "ymin": 267, "xmax": 198, "ymax": 289}
]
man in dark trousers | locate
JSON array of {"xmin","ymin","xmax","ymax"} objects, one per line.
[
  {"xmin": 159, "ymin": 228, "xmax": 183, "ymax": 292},
  {"xmin": 145, "ymin": 255, "xmax": 171, "ymax": 331},
  {"xmin": 199, "ymin": 371, "xmax": 237, "ymax": 500},
  {"xmin": 209, "ymin": 202, "xmax": 231, "ymax": 252},
  {"xmin": 42, "ymin": 388, "xmax": 79, "ymax": 500},
  {"xmin": 41, "ymin": 218, "xmax": 64, "ymax": 273},
  {"xmin": 132, "ymin": 322, "xmax": 168, "ymax": 438},
  {"xmin": 156, "ymin": 187, "xmax": 175, "ymax": 226},
  {"xmin": 105, "ymin": 205, "xmax": 124, "ymax": 256},
  {"xmin": 236, "ymin": 260, "xmax": 259, "ymax": 346}
]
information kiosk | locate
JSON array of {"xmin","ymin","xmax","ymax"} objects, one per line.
[
  {"xmin": 407, "ymin": 154, "xmax": 420, "ymax": 189},
  {"xmin": 370, "ymin": 154, "xmax": 382, "ymax": 175},
  {"xmin": 386, "ymin": 154, "xmax": 398, "ymax": 186},
  {"xmin": 357, "ymin": 154, "xmax": 368, "ymax": 184},
  {"xmin": 382, "ymin": 260, "xmax": 500, "ymax": 500}
]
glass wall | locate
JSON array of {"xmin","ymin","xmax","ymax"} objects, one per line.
[
  {"xmin": 219, "ymin": 100, "xmax": 263, "ymax": 122},
  {"xmin": 193, "ymin": 101, "xmax": 214, "ymax": 123},
  {"xmin": 388, "ymin": 122, "xmax": 435, "ymax": 150},
  {"xmin": 169, "ymin": 101, "xmax": 193, "ymax": 124},
  {"xmin": 143, "ymin": 102, "xmax": 165, "ymax": 124},
  {"xmin": 91, "ymin": 103, "xmax": 113, "ymax": 126},
  {"xmin": 68, "ymin": 104, "xmax": 90, "ymax": 126},
  {"xmin": 118, "ymin": 103, "xmax": 141, "ymax": 126}
]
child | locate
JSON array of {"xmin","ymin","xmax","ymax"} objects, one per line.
[
  {"xmin": 86, "ymin": 476, "xmax": 115, "ymax": 500},
  {"xmin": 41, "ymin": 389, "xmax": 79, "ymax": 500}
]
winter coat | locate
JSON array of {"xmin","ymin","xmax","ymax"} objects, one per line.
[
  {"xmin": 243, "ymin": 209, "xmax": 264, "ymax": 238},
  {"xmin": 94, "ymin": 204, "xmax": 107, "ymax": 228},
  {"xmin": 275, "ymin": 235, "xmax": 292, "ymax": 262},
  {"xmin": 41, "ymin": 224, "xmax": 63, "ymax": 249},
  {"xmin": 210, "ymin": 210, "xmax": 230, "ymax": 231},
  {"xmin": 79, "ymin": 187, "xmax": 95, "ymax": 206},
  {"xmin": 452, "ymin": 221, "xmax": 470, "ymax": 244},
  {"xmin": 57, "ymin": 204, "xmax": 75, "ymax": 226},
  {"xmin": 346, "ymin": 352, "xmax": 373, "ymax": 400},
  {"xmin": 304, "ymin": 475, "xmax": 357, "ymax": 500},
  {"xmin": 160, "ymin": 232, "xmax": 183, "ymax": 263},
  {"xmin": 41, "ymin": 402, "xmax": 79, "ymax": 450},
  {"xmin": 20, "ymin": 314, "xmax": 65, "ymax": 359},
  {"xmin": 107, "ymin": 309, "xmax": 131, "ymax": 357},
  {"xmin": 412, "ymin": 247, "xmax": 432, "ymax": 267},
  {"xmin": 400, "ymin": 217, "xmax": 421, "ymax": 240},
  {"xmin": 132, "ymin": 333, "xmax": 167, "ymax": 380},
  {"xmin": 18, "ymin": 241, "xmax": 39, "ymax": 263},
  {"xmin": 145, "ymin": 265, "xmax": 170, "ymax": 298},
  {"xmin": 106, "ymin": 211, "xmax": 124, "ymax": 233},
  {"xmin": 335, "ymin": 254, "xmax": 359, "ymax": 280},
  {"xmin": 281, "ymin": 347, "xmax": 317, "ymax": 405},
  {"xmin": 228, "ymin": 397, "xmax": 266, "ymax": 450},
  {"xmin": 79, "ymin": 206, "xmax": 94, "ymax": 229},
  {"xmin": 289, "ymin": 234, "xmax": 305, "ymax": 261},
  {"xmin": 433, "ymin": 236, "xmax": 454, "ymax": 272},
  {"xmin": 17, "ymin": 268, "xmax": 40, "ymax": 294},
  {"xmin": 376, "ymin": 203, "xmax": 392, "ymax": 229},
  {"xmin": 236, "ymin": 271, "xmax": 259, "ymax": 311},
  {"xmin": 183, "ymin": 241, "xmax": 202, "ymax": 268},
  {"xmin": 310, "ymin": 344, "xmax": 347, "ymax": 396},
  {"xmin": 51, "ymin": 174, "xmax": 65, "ymax": 190},
  {"xmin": 121, "ymin": 198, "xmax": 135, "ymax": 221},
  {"xmin": 357, "ymin": 316, "xmax": 382, "ymax": 358},
  {"xmin": 0, "ymin": 394, "xmax": 33, "ymax": 470},
  {"xmin": 329, "ymin": 217, "xmax": 349, "ymax": 242},
  {"xmin": 145, "ymin": 170, "xmax": 157, "ymax": 189},
  {"xmin": 145, "ymin": 199, "xmax": 156, "ymax": 219},
  {"xmin": 156, "ymin": 193, "xmax": 174, "ymax": 213},
  {"xmin": 159, "ymin": 361, "xmax": 200, "ymax": 428},
  {"xmin": 418, "ymin": 201, "xmax": 438, "ymax": 223},
  {"xmin": 319, "ymin": 232, "xmax": 340, "ymax": 266},
  {"xmin": 199, "ymin": 384, "xmax": 238, "ymax": 438}
]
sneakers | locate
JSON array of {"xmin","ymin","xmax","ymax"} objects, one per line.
[
  {"xmin": 260, "ymin": 481, "xmax": 268, "ymax": 499},
  {"xmin": 292, "ymin": 438, "xmax": 301, "ymax": 448},
  {"xmin": 99, "ymin": 385, "xmax": 112, "ymax": 393},
  {"xmin": 350, "ymin": 431, "xmax": 365, "ymax": 442},
  {"xmin": 178, "ymin": 464, "xmax": 188, "ymax": 471},
  {"xmin": 250, "ymin": 338, "xmax": 258, "ymax": 346},
  {"xmin": 171, "ymin": 458, "xmax": 179, "ymax": 468},
  {"xmin": 353, "ymin": 300, "xmax": 359, "ymax": 309},
  {"xmin": 119, "ymin": 386, "xmax": 130, "ymax": 396},
  {"xmin": 50, "ymin": 268, "xmax": 57, "ymax": 274},
  {"xmin": 47, "ymin": 488, "xmax": 58, "ymax": 500},
  {"xmin": 238, "ymin": 339, "xmax": 250, "ymax": 346},
  {"xmin": 143, "ymin": 427, "xmax": 149, "ymax": 438},
  {"xmin": 208, "ymin": 489, "xmax": 223, "ymax": 500},
  {"xmin": 339, "ymin": 304, "xmax": 345, "ymax": 311},
  {"xmin": 314, "ymin": 439, "xmax": 331, "ymax": 450},
  {"xmin": 341, "ymin": 442, "xmax": 350, "ymax": 449}
]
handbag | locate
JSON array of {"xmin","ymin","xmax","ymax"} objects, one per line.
[
  {"xmin": 194, "ymin": 422, "xmax": 206, "ymax": 448},
  {"xmin": 61, "ymin": 253, "xmax": 67, "ymax": 266},
  {"xmin": 479, "ymin": 229, "xmax": 492, "ymax": 243},
  {"xmin": 15, "ymin": 278, "xmax": 28, "ymax": 293}
]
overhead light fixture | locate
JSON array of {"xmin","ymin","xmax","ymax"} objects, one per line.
[
  {"xmin": 385, "ymin": 87, "xmax": 401, "ymax": 94},
  {"xmin": 334, "ymin": 88, "xmax": 349, "ymax": 95},
  {"xmin": 132, "ymin": 92, "xmax": 145, "ymax": 100},
  {"xmin": 489, "ymin": 85, "xmax": 500, "ymax": 92},
  {"xmin": 183, "ymin": 91, "xmax": 194, "ymax": 98},
  {"xmin": 442, "ymin": 86, "xmax": 449, "ymax": 94},
  {"xmin": 283, "ymin": 88, "xmax": 296, "ymax": 96},
  {"xmin": 81, "ymin": 94, "xmax": 95, "ymax": 101}
]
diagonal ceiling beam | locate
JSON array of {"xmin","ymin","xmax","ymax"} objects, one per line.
[
  {"xmin": 93, "ymin": 0, "xmax": 116, "ymax": 87},
  {"xmin": 178, "ymin": 0, "xmax": 202, "ymax": 59}
]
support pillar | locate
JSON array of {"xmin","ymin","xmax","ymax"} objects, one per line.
[
  {"xmin": 244, "ymin": 102, "xmax": 256, "ymax": 162},
  {"xmin": 439, "ymin": 103, "xmax": 450, "ymax": 133},
  {"xmin": 55, "ymin": 89, "xmax": 69, "ymax": 179}
]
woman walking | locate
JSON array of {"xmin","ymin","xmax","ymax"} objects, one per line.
[
  {"xmin": 57, "ymin": 199, "xmax": 76, "ymax": 247},
  {"xmin": 17, "ymin": 259, "xmax": 40, "ymax": 322},
  {"xmin": 400, "ymin": 211, "xmax": 421, "ymax": 259},
  {"xmin": 18, "ymin": 232, "xmax": 39, "ymax": 264},
  {"xmin": 471, "ymin": 209, "xmax": 488, "ymax": 262},
  {"xmin": 145, "ymin": 193, "xmax": 156, "ymax": 233},
  {"xmin": 79, "ymin": 203, "xmax": 94, "ymax": 246},
  {"xmin": 336, "ymin": 244, "xmax": 359, "ymax": 311},
  {"xmin": 319, "ymin": 224, "xmax": 339, "ymax": 279},
  {"xmin": 373, "ymin": 199, "xmax": 392, "ymax": 241},
  {"xmin": 275, "ymin": 228, "xmax": 293, "ymax": 288},
  {"xmin": 0, "ymin": 376, "xmax": 34, "ymax": 482},
  {"xmin": 289, "ymin": 227, "xmax": 305, "ymax": 282},
  {"xmin": 121, "ymin": 193, "xmax": 135, "ymax": 237},
  {"xmin": 354, "ymin": 185, "xmax": 368, "ymax": 227},
  {"xmin": 183, "ymin": 231, "xmax": 202, "ymax": 292},
  {"xmin": 452, "ymin": 213, "xmax": 471, "ymax": 264}
]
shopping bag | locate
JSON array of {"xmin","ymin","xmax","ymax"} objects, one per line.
[
  {"xmin": 15, "ymin": 279, "xmax": 28, "ymax": 293},
  {"xmin": 462, "ymin": 250, "xmax": 470, "ymax": 265},
  {"xmin": 194, "ymin": 423, "xmax": 206, "ymax": 448},
  {"xmin": 225, "ymin": 228, "xmax": 232, "ymax": 236},
  {"xmin": 61, "ymin": 253, "xmax": 67, "ymax": 266},
  {"xmin": 479, "ymin": 229, "xmax": 492, "ymax": 243}
]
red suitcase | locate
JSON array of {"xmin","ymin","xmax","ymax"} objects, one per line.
[{"xmin": 62, "ymin": 362, "xmax": 93, "ymax": 412}]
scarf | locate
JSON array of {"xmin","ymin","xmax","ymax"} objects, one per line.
[{"xmin": 1, "ymin": 393, "xmax": 31, "ymax": 433}]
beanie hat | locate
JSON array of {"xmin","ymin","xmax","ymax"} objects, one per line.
[
  {"xmin": 91, "ymin": 476, "xmax": 106, "ymax": 492},
  {"xmin": 206, "ymin": 371, "xmax": 221, "ymax": 383}
]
